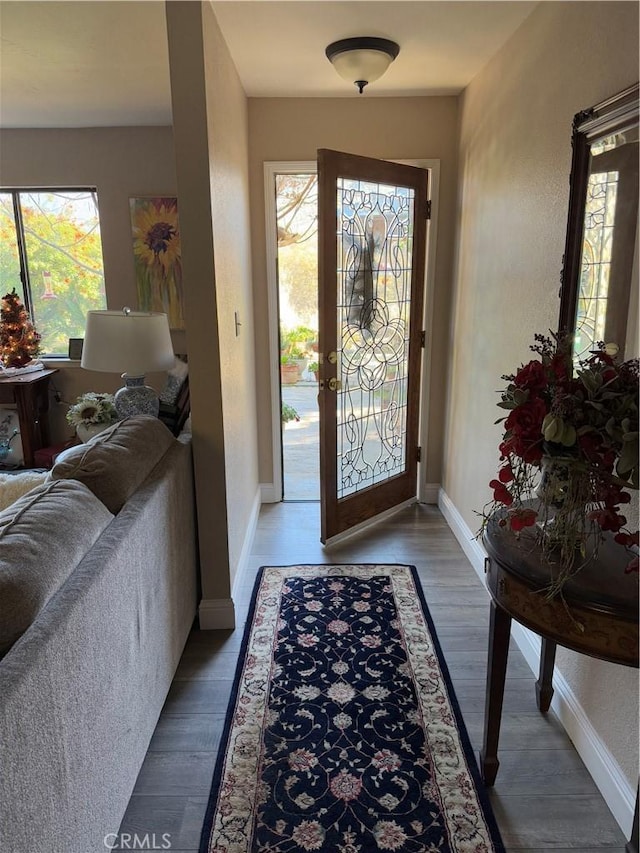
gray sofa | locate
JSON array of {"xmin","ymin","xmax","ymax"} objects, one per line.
[{"xmin": 0, "ymin": 416, "xmax": 199, "ymax": 853}]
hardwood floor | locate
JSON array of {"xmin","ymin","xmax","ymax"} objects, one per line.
[{"xmin": 118, "ymin": 501, "xmax": 629, "ymax": 851}]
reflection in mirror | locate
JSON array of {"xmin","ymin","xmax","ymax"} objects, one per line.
[
  {"xmin": 559, "ymin": 84, "xmax": 639, "ymax": 362},
  {"xmin": 576, "ymin": 127, "xmax": 638, "ymax": 358}
]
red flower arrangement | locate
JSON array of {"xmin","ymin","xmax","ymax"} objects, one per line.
[{"xmin": 481, "ymin": 332, "xmax": 639, "ymax": 582}]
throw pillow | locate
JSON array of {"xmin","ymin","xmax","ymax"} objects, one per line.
[
  {"xmin": 0, "ymin": 479, "xmax": 114, "ymax": 656},
  {"xmin": 159, "ymin": 356, "xmax": 189, "ymax": 405},
  {"xmin": 50, "ymin": 415, "xmax": 175, "ymax": 514}
]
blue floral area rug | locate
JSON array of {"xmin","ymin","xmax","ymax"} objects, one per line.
[{"xmin": 200, "ymin": 565, "xmax": 504, "ymax": 853}]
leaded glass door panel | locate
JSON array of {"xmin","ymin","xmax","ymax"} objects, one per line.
[
  {"xmin": 318, "ymin": 150, "xmax": 428, "ymax": 543},
  {"xmin": 574, "ymin": 140, "xmax": 638, "ymax": 360}
]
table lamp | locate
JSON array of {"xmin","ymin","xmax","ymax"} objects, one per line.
[{"xmin": 81, "ymin": 308, "xmax": 175, "ymax": 418}]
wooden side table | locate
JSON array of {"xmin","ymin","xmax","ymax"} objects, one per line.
[
  {"xmin": 0, "ymin": 368, "xmax": 58, "ymax": 468},
  {"xmin": 481, "ymin": 512, "xmax": 639, "ymax": 851}
]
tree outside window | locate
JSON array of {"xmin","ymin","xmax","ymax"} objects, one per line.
[
  {"xmin": 0, "ymin": 189, "xmax": 107, "ymax": 356},
  {"xmin": 276, "ymin": 174, "xmax": 318, "ymax": 329}
]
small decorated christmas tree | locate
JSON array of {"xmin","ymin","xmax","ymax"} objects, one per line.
[{"xmin": 1, "ymin": 288, "xmax": 41, "ymax": 367}]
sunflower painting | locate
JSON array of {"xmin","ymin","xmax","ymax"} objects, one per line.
[{"xmin": 129, "ymin": 197, "xmax": 184, "ymax": 329}]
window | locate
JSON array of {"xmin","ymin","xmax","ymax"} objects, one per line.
[{"xmin": 0, "ymin": 189, "xmax": 107, "ymax": 356}]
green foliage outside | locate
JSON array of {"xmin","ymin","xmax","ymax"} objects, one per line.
[
  {"xmin": 0, "ymin": 192, "xmax": 107, "ymax": 355},
  {"xmin": 278, "ymin": 239, "xmax": 318, "ymax": 325},
  {"xmin": 281, "ymin": 402, "xmax": 300, "ymax": 423},
  {"xmin": 280, "ymin": 324, "xmax": 317, "ymax": 357},
  {"xmin": 275, "ymin": 174, "xmax": 318, "ymax": 341}
]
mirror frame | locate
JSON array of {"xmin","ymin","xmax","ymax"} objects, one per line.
[{"xmin": 558, "ymin": 82, "xmax": 639, "ymax": 337}]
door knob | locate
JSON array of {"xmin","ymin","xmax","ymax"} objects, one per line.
[{"xmin": 327, "ymin": 377, "xmax": 341, "ymax": 392}]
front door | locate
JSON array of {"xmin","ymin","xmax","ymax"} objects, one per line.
[{"xmin": 318, "ymin": 149, "xmax": 428, "ymax": 543}]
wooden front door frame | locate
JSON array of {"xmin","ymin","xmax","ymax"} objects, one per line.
[
  {"xmin": 263, "ymin": 159, "xmax": 441, "ymax": 513},
  {"xmin": 318, "ymin": 149, "xmax": 428, "ymax": 542}
]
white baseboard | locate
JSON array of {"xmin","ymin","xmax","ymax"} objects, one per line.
[
  {"xmin": 199, "ymin": 488, "xmax": 261, "ymax": 630},
  {"xmin": 198, "ymin": 597, "xmax": 236, "ymax": 630},
  {"xmin": 437, "ymin": 487, "xmax": 487, "ymax": 574},
  {"xmin": 437, "ymin": 486, "xmax": 635, "ymax": 837},
  {"xmin": 232, "ymin": 486, "xmax": 262, "ymax": 600},
  {"xmin": 260, "ymin": 482, "xmax": 279, "ymax": 503},
  {"xmin": 510, "ymin": 621, "xmax": 636, "ymax": 836}
]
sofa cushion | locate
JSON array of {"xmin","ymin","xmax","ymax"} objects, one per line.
[
  {"xmin": 51, "ymin": 415, "xmax": 175, "ymax": 514},
  {"xmin": 0, "ymin": 478, "xmax": 114, "ymax": 657}
]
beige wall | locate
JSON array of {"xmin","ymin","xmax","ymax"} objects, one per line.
[
  {"xmin": 167, "ymin": 0, "xmax": 258, "ymax": 607},
  {"xmin": 0, "ymin": 126, "xmax": 180, "ymax": 440},
  {"xmin": 202, "ymin": 3, "xmax": 259, "ymax": 584},
  {"xmin": 447, "ymin": 0, "xmax": 639, "ymax": 790},
  {"xmin": 248, "ymin": 96, "xmax": 459, "ymax": 488}
]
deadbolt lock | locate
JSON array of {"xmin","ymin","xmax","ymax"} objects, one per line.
[
  {"xmin": 327, "ymin": 351, "xmax": 338, "ymax": 364},
  {"xmin": 327, "ymin": 377, "xmax": 341, "ymax": 392}
]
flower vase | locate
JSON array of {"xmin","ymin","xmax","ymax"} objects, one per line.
[
  {"xmin": 536, "ymin": 454, "xmax": 577, "ymax": 508},
  {"xmin": 76, "ymin": 423, "xmax": 108, "ymax": 443},
  {"xmin": 535, "ymin": 451, "xmax": 592, "ymax": 560}
]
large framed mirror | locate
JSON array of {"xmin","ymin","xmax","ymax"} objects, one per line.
[{"xmin": 559, "ymin": 83, "xmax": 639, "ymax": 361}]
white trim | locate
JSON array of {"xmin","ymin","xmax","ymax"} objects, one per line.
[
  {"xmin": 264, "ymin": 161, "xmax": 317, "ymax": 504},
  {"xmin": 421, "ymin": 482, "xmax": 441, "ymax": 505},
  {"xmin": 260, "ymin": 482, "xmax": 279, "ymax": 503},
  {"xmin": 42, "ymin": 358, "xmax": 81, "ymax": 369},
  {"xmin": 198, "ymin": 598, "xmax": 236, "ymax": 630},
  {"xmin": 437, "ymin": 486, "xmax": 636, "ymax": 837},
  {"xmin": 510, "ymin": 621, "xmax": 636, "ymax": 837},
  {"xmin": 231, "ymin": 486, "xmax": 262, "ymax": 600},
  {"xmin": 437, "ymin": 487, "xmax": 487, "ymax": 576},
  {"xmin": 323, "ymin": 497, "xmax": 416, "ymax": 548}
]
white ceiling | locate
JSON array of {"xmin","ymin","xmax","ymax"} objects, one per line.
[
  {"xmin": 0, "ymin": 2, "xmax": 171, "ymax": 127},
  {"xmin": 0, "ymin": 0, "xmax": 537, "ymax": 128},
  {"xmin": 212, "ymin": 1, "xmax": 537, "ymax": 98}
]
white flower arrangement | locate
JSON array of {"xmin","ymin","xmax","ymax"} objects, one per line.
[{"xmin": 66, "ymin": 392, "xmax": 118, "ymax": 427}]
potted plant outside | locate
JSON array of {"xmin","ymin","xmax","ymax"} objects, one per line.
[
  {"xmin": 288, "ymin": 345, "xmax": 308, "ymax": 373},
  {"xmin": 280, "ymin": 326, "xmax": 318, "ymax": 373},
  {"xmin": 281, "ymin": 402, "xmax": 300, "ymax": 424},
  {"xmin": 281, "ymin": 325, "xmax": 316, "ymax": 353},
  {"xmin": 280, "ymin": 354, "xmax": 301, "ymax": 385}
]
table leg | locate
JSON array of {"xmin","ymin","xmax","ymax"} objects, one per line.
[
  {"xmin": 479, "ymin": 600, "xmax": 512, "ymax": 786},
  {"xmin": 535, "ymin": 637, "xmax": 556, "ymax": 712},
  {"xmin": 13, "ymin": 385, "xmax": 35, "ymax": 468}
]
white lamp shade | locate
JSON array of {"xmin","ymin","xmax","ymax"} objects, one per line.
[
  {"xmin": 81, "ymin": 310, "xmax": 175, "ymax": 376},
  {"xmin": 330, "ymin": 48, "xmax": 394, "ymax": 86}
]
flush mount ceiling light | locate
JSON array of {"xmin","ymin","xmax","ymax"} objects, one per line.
[{"xmin": 325, "ymin": 36, "xmax": 400, "ymax": 94}]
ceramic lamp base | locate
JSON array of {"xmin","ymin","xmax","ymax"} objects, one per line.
[{"xmin": 115, "ymin": 375, "xmax": 159, "ymax": 418}]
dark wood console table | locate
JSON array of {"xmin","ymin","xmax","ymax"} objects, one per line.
[
  {"xmin": 0, "ymin": 368, "xmax": 58, "ymax": 468},
  {"xmin": 481, "ymin": 512, "xmax": 639, "ymax": 852}
]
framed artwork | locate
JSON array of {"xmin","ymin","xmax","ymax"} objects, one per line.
[
  {"xmin": 129, "ymin": 197, "xmax": 184, "ymax": 329},
  {"xmin": 0, "ymin": 408, "xmax": 23, "ymax": 467}
]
